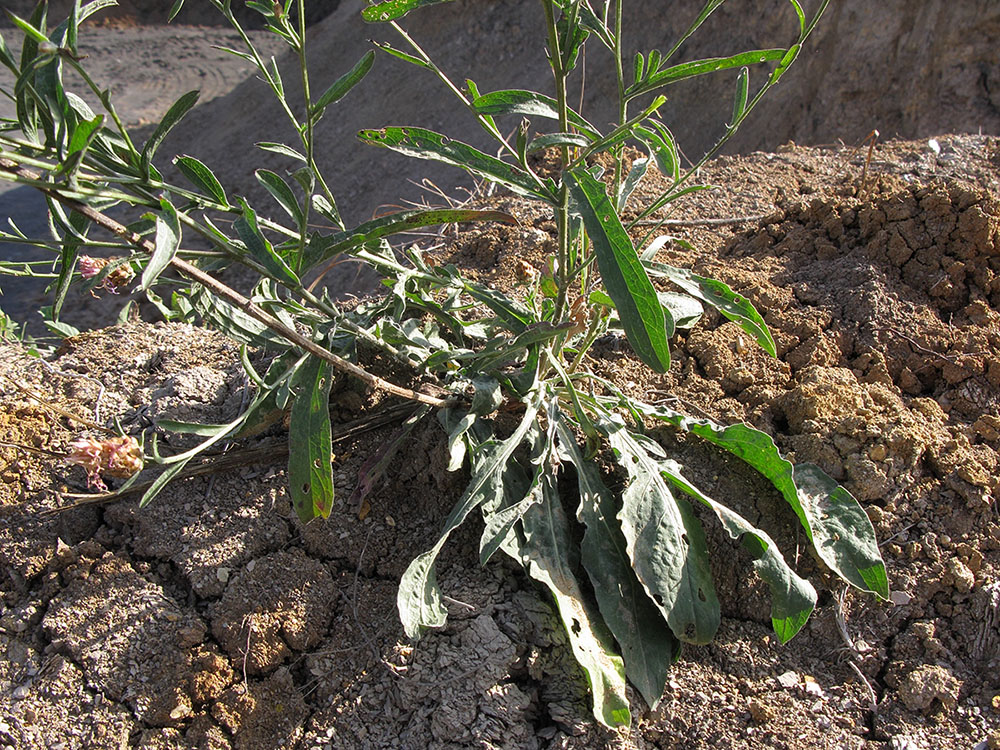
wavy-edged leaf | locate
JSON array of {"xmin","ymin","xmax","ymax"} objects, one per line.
[
  {"xmin": 397, "ymin": 402, "xmax": 538, "ymax": 639},
  {"xmin": 639, "ymin": 404, "xmax": 889, "ymax": 599},
  {"xmin": 518, "ymin": 464, "xmax": 631, "ymax": 728},
  {"xmin": 659, "ymin": 459, "xmax": 817, "ymax": 642},
  {"xmin": 528, "ymin": 132, "xmax": 591, "ymax": 153},
  {"xmin": 627, "ymin": 49, "xmax": 785, "ymax": 101},
  {"xmin": 643, "ymin": 252, "xmax": 775, "ymax": 356},
  {"xmin": 358, "ymin": 126, "xmax": 553, "ymax": 202},
  {"xmin": 556, "ymin": 416, "xmax": 679, "ymax": 710},
  {"xmin": 566, "ymin": 168, "xmax": 672, "ymax": 373},
  {"xmin": 140, "ymin": 89, "xmax": 199, "ymax": 175},
  {"xmin": 288, "ymin": 356, "xmax": 334, "ymax": 523},
  {"xmin": 312, "ymin": 50, "xmax": 374, "ymax": 118},
  {"xmin": 141, "ymin": 198, "xmax": 180, "ymax": 291},
  {"xmin": 361, "ymin": 0, "xmax": 454, "ymax": 22},
  {"xmin": 658, "ymin": 291, "xmax": 703, "ymax": 329},
  {"xmin": 618, "ymin": 156, "xmax": 650, "ymax": 212},
  {"xmin": 174, "ymin": 155, "xmax": 229, "ymax": 206},
  {"xmin": 602, "ymin": 419, "xmax": 720, "ymax": 644},
  {"xmin": 472, "ymin": 89, "xmax": 601, "ymax": 140}
]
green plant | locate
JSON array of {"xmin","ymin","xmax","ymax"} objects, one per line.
[{"xmin": 0, "ymin": 0, "xmax": 886, "ymax": 728}]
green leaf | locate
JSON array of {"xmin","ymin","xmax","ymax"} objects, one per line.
[
  {"xmin": 658, "ymin": 291, "xmax": 703, "ymax": 329},
  {"xmin": 397, "ymin": 402, "xmax": 538, "ymax": 639},
  {"xmin": 659, "ymin": 459, "xmax": 817, "ymax": 643},
  {"xmin": 618, "ymin": 156, "xmax": 650, "ymax": 211},
  {"xmin": 603, "ymin": 419, "xmax": 720, "ymax": 645},
  {"xmin": 527, "ymin": 132, "xmax": 591, "ymax": 153},
  {"xmin": 255, "ymin": 169, "xmax": 304, "ymax": 228},
  {"xmin": 358, "ymin": 126, "xmax": 553, "ymax": 202},
  {"xmin": 312, "ymin": 50, "xmax": 374, "ymax": 118},
  {"xmin": 627, "ymin": 49, "xmax": 785, "ymax": 101},
  {"xmin": 644, "ymin": 252, "xmax": 776, "ymax": 356},
  {"xmin": 167, "ymin": 0, "xmax": 186, "ymax": 22},
  {"xmin": 517, "ymin": 461, "xmax": 631, "ymax": 728},
  {"xmin": 565, "ymin": 168, "xmax": 672, "ymax": 373},
  {"xmin": 471, "ymin": 90, "xmax": 601, "ymax": 140},
  {"xmin": 141, "ymin": 198, "xmax": 181, "ymax": 291},
  {"xmin": 361, "ymin": 0, "xmax": 454, "ymax": 22},
  {"xmin": 730, "ymin": 66, "xmax": 750, "ymax": 127},
  {"xmin": 633, "ymin": 121, "xmax": 679, "ymax": 182},
  {"xmin": 288, "ymin": 356, "xmax": 334, "ymax": 523},
  {"xmin": 556, "ymin": 416, "xmax": 679, "ymax": 710},
  {"xmin": 140, "ymin": 89, "xmax": 199, "ymax": 175},
  {"xmin": 255, "ymin": 141, "xmax": 307, "ymax": 162},
  {"xmin": 233, "ymin": 197, "xmax": 299, "ymax": 286},
  {"xmin": 640, "ymin": 405, "xmax": 889, "ymax": 600},
  {"xmin": 174, "ymin": 155, "xmax": 229, "ymax": 206}
]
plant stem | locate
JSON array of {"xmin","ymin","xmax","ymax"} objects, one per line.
[
  {"xmin": 612, "ymin": 0, "xmax": 626, "ymax": 202},
  {"xmin": 541, "ymin": 1, "xmax": 571, "ymax": 327}
]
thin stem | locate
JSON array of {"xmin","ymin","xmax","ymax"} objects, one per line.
[
  {"xmin": 612, "ymin": 0, "xmax": 626, "ymax": 201},
  {"xmin": 541, "ymin": 1, "xmax": 571, "ymax": 326}
]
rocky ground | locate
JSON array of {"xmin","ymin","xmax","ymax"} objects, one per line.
[{"xmin": 0, "ymin": 133, "xmax": 998, "ymax": 749}]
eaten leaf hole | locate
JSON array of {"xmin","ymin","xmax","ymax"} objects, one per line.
[
  {"xmin": 313, "ymin": 458, "xmax": 322, "ymax": 469},
  {"xmin": 653, "ymin": 593, "xmax": 664, "ymax": 607},
  {"xmin": 301, "ymin": 483, "xmax": 310, "ymax": 494},
  {"xmin": 698, "ymin": 588, "xmax": 706, "ymax": 602},
  {"xmin": 318, "ymin": 377, "xmax": 326, "ymax": 388},
  {"xmin": 681, "ymin": 533, "xmax": 689, "ymax": 546},
  {"xmin": 571, "ymin": 618, "xmax": 581, "ymax": 635},
  {"xmin": 684, "ymin": 623, "xmax": 696, "ymax": 640}
]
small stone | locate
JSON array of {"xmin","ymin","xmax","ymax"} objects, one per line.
[
  {"xmin": 890, "ymin": 590, "xmax": 913, "ymax": 606},
  {"xmin": 216, "ymin": 567, "xmax": 230, "ymax": 584},
  {"xmin": 748, "ymin": 698, "xmax": 776, "ymax": 723},
  {"xmin": 777, "ymin": 671, "xmax": 799, "ymax": 689}
]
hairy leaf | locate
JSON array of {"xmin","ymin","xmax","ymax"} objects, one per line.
[
  {"xmin": 659, "ymin": 459, "xmax": 817, "ymax": 642},
  {"xmin": 174, "ymin": 155, "xmax": 229, "ymax": 206},
  {"xmin": 518, "ymin": 462, "xmax": 631, "ymax": 728},
  {"xmin": 566, "ymin": 168, "xmax": 672, "ymax": 373},
  {"xmin": 140, "ymin": 89, "xmax": 199, "ymax": 176},
  {"xmin": 141, "ymin": 198, "xmax": 180, "ymax": 291},
  {"xmin": 361, "ymin": 0, "xmax": 454, "ymax": 22},
  {"xmin": 627, "ymin": 49, "xmax": 785, "ymax": 101},
  {"xmin": 556, "ymin": 416, "xmax": 679, "ymax": 710},
  {"xmin": 397, "ymin": 402, "xmax": 538, "ymax": 639},
  {"xmin": 312, "ymin": 50, "xmax": 375, "ymax": 117},
  {"xmin": 640, "ymin": 405, "xmax": 889, "ymax": 599},
  {"xmin": 602, "ymin": 419, "xmax": 720, "ymax": 644},
  {"xmin": 288, "ymin": 356, "xmax": 334, "ymax": 523},
  {"xmin": 643, "ymin": 250, "xmax": 775, "ymax": 356},
  {"xmin": 472, "ymin": 89, "xmax": 601, "ymax": 140},
  {"xmin": 358, "ymin": 126, "xmax": 553, "ymax": 202}
]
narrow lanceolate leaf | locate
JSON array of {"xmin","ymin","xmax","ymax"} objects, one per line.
[
  {"xmin": 643, "ymin": 252, "xmax": 775, "ymax": 356},
  {"xmin": 518, "ymin": 466, "xmax": 631, "ymax": 728},
  {"xmin": 141, "ymin": 198, "xmax": 180, "ymax": 290},
  {"xmin": 566, "ymin": 168, "xmax": 672, "ymax": 373},
  {"xmin": 358, "ymin": 126, "xmax": 553, "ymax": 202},
  {"xmin": 255, "ymin": 169, "xmax": 303, "ymax": 228},
  {"xmin": 601, "ymin": 420, "xmax": 719, "ymax": 644},
  {"xmin": 174, "ymin": 155, "xmax": 229, "ymax": 207},
  {"xmin": 140, "ymin": 89, "xmax": 199, "ymax": 175},
  {"xmin": 627, "ymin": 49, "xmax": 785, "ymax": 101},
  {"xmin": 659, "ymin": 459, "xmax": 817, "ymax": 643},
  {"xmin": 288, "ymin": 356, "xmax": 334, "ymax": 523},
  {"xmin": 397, "ymin": 402, "xmax": 538, "ymax": 639},
  {"xmin": 556, "ymin": 416, "xmax": 679, "ymax": 710},
  {"xmin": 730, "ymin": 66, "xmax": 750, "ymax": 128},
  {"xmin": 312, "ymin": 50, "xmax": 374, "ymax": 118},
  {"xmin": 640, "ymin": 404, "xmax": 889, "ymax": 600},
  {"xmin": 361, "ymin": 0, "xmax": 454, "ymax": 22},
  {"xmin": 233, "ymin": 198, "xmax": 298, "ymax": 286},
  {"xmin": 471, "ymin": 90, "xmax": 601, "ymax": 140}
]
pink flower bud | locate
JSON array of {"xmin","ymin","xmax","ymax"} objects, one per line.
[{"xmin": 78, "ymin": 255, "xmax": 107, "ymax": 279}]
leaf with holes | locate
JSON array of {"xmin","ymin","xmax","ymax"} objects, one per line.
[
  {"xmin": 288, "ymin": 356, "xmax": 334, "ymax": 523},
  {"xmin": 601, "ymin": 418, "xmax": 719, "ymax": 644}
]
